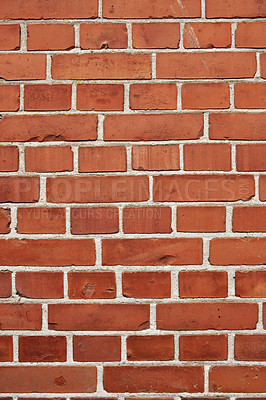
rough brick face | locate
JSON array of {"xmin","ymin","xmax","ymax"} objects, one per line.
[{"xmin": 0, "ymin": 1, "xmax": 265, "ymax": 397}]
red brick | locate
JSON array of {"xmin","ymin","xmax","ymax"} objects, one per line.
[
  {"xmin": 206, "ymin": 0, "xmax": 266, "ymax": 18},
  {"xmin": 130, "ymin": 84, "xmax": 177, "ymax": 110},
  {"xmin": 79, "ymin": 146, "xmax": 126, "ymax": 172},
  {"xmin": 127, "ymin": 335, "xmax": 174, "ymax": 361},
  {"xmin": 103, "ymin": 0, "xmax": 201, "ymax": 18},
  {"xmin": 47, "ymin": 176, "xmax": 149, "ymax": 203},
  {"xmin": 80, "ymin": 24, "xmax": 127, "ymax": 49},
  {"xmin": 0, "ymin": 271, "xmax": 12, "ymax": 297},
  {"xmin": 52, "ymin": 54, "xmax": 151, "ymax": 79},
  {"xmin": 71, "ymin": 207, "xmax": 119, "ymax": 235},
  {"xmin": 235, "ymin": 271, "xmax": 266, "ymax": 298},
  {"xmin": 209, "ymin": 366, "xmax": 266, "ymax": 393},
  {"xmin": 104, "ymin": 114, "xmax": 203, "ymax": 141},
  {"xmin": 19, "ymin": 336, "xmax": 66, "ymax": 362},
  {"xmin": 104, "ymin": 366, "xmax": 204, "ymax": 393},
  {"xmin": 24, "ymin": 85, "xmax": 71, "ymax": 111},
  {"xmin": 48, "ymin": 304, "xmax": 149, "ymax": 331},
  {"xmin": 0, "ymin": 115, "xmax": 97, "ymax": 142},
  {"xmin": 157, "ymin": 53, "xmax": 256, "ymax": 79},
  {"xmin": 123, "ymin": 207, "xmax": 172, "ymax": 234},
  {"xmin": 0, "ymin": 24, "xmax": 20, "ymax": 50},
  {"xmin": 184, "ymin": 23, "xmax": 231, "ymax": 48},
  {"xmin": 132, "ymin": 23, "xmax": 180, "ymax": 49},
  {"xmin": 182, "ymin": 83, "xmax": 230, "ymax": 109},
  {"xmin": 260, "ymin": 176, "xmax": 266, "ymax": 200},
  {"xmin": 25, "ymin": 146, "xmax": 73, "ymax": 172},
  {"xmin": 210, "ymin": 238, "xmax": 266, "ymax": 265},
  {"xmin": 157, "ymin": 303, "xmax": 258, "ymax": 330},
  {"xmin": 235, "ymin": 83, "xmax": 266, "ymax": 109},
  {"xmin": 0, "ymin": 177, "xmax": 39, "ymax": 203},
  {"xmin": 17, "ymin": 207, "xmax": 65, "ymax": 234},
  {"xmin": 177, "ymin": 206, "xmax": 226, "ymax": 232},
  {"xmin": 0, "ymin": 304, "xmax": 42, "ymax": 330},
  {"xmin": 0, "ymin": 86, "xmax": 20, "ymax": 111},
  {"xmin": 184, "ymin": 144, "xmax": 231, "ymax": 170},
  {"xmin": 0, "ymin": 146, "xmax": 19, "ymax": 172},
  {"xmin": 236, "ymin": 22, "xmax": 266, "ymax": 48},
  {"xmin": 16, "ymin": 272, "xmax": 64, "ymax": 299},
  {"xmin": 122, "ymin": 272, "xmax": 171, "ymax": 298},
  {"xmin": 237, "ymin": 144, "xmax": 266, "ymax": 171},
  {"xmin": 0, "ymin": 239, "xmax": 95, "ymax": 266},
  {"xmin": 179, "ymin": 271, "xmax": 228, "ymax": 298},
  {"xmin": 0, "ymin": 0, "xmax": 98, "ymax": 19},
  {"xmin": 0, "ymin": 366, "xmax": 96, "ymax": 393},
  {"xmin": 0, "ymin": 337, "xmax": 13, "ymax": 362},
  {"xmin": 154, "ymin": 175, "xmax": 254, "ymax": 202},
  {"xmin": 73, "ymin": 336, "xmax": 121, "ymax": 362},
  {"xmin": 0, "ymin": 55, "xmax": 46, "ymax": 80},
  {"xmin": 0, "ymin": 209, "xmax": 11, "ymax": 234},
  {"xmin": 27, "ymin": 24, "xmax": 74, "ymax": 51},
  {"xmin": 77, "ymin": 84, "xmax": 124, "ymax": 111},
  {"xmin": 235, "ymin": 335, "xmax": 266, "ymax": 361},
  {"xmin": 233, "ymin": 207, "xmax": 266, "ymax": 232},
  {"xmin": 103, "ymin": 238, "xmax": 202, "ymax": 266},
  {"xmin": 132, "ymin": 145, "xmax": 179, "ymax": 171},
  {"xmin": 179, "ymin": 335, "xmax": 228, "ymax": 360},
  {"xmin": 68, "ymin": 272, "xmax": 116, "ymax": 299},
  {"xmin": 209, "ymin": 113, "xmax": 266, "ymax": 140}
]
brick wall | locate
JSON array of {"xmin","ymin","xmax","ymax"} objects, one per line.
[{"xmin": 0, "ymin": 0, "xmax": 266, "ymax": 396}]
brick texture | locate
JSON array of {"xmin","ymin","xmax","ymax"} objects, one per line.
[{"xmin": 0, "ymin": 1, "xmax": 265, "ymax": 398}]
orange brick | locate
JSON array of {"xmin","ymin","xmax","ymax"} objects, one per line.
[
  {"xmin": 71, "ymin": 207, "xmax": 119, "ymax": 234},
  {"xmin": 79, "ymin": 146, "xmax": 126, "ymax": 172},
  {"xmin": 235, "ymin": 83, "xmax": 266, "ymax": 109},
  {"xmin": 0, "ymin": 177, "xmax": 39, "ymax": 203},
  {"xmin": 154, "ymin": 175, "xmax": 254, "ymax": 202},
  {"xmin": 182, "ymin": 83, "xmax": 230, "ymax": 109},
  {"xmin": 0, "ymin": 24, "xmax": 20, "ymax": 50},
  {"xmin": 0, "ymin": 0, "xmax": 98, "ymax": 19},
  {"xmin": 27, "ymin": 24, "xmax": 74, "ymax": 51},
  {"xmin": 68, "ymin": 272, "xmax": 116, "ymax": 299},
  {"xmin": 236, "ymin": 22, "xmax": 266, "ymax": 48},
  {"xmin": 77, "ymin": 84, "xmax": 124, "ymax": 111},
  {"xmin": 0, "ymin": 54, "xmax": 46, "ymax": 80},
  {"xmin": 130, "ymin": 84, "xmax": 177, "ymax": 110},
  {"xmin": 179, "ymin": 271, "xmax": 228, "ymax": 298},
  {"xmin": 260, "ymin": 176, "xmax": 266, "ymax": 201},
  {"xmin": 0, "ymin": 146, "xmax": 19, "ymax": 172},
  {"xmin": 209, "ymin": 113, "xmax": 266, "ymax": 140},
  {"xmin": 24, "ymin": 85, "xmax": 71, "ymax": 111},
  {"xmin": 157, "ymin": 53, "xmax": 256, "ymax": 79},
  {"xmin": 235, "ymin": 271, "xmax": 266, "ymax": 298},
  {"xmin": 52, "ymin": 54, "xmax": 151, "ymax": 79},
  {"xmin": 16, "ymin": 272, "xmax": 64, "ymax": 299},
  {"xmin": 103, "ymin": 0, "xmax": 201, "ymax": 18},
  {"xmin": 122, "ymin": 272, "xmax": 171, "ymax": 298},
  {"xmin": 127, "ymin": 335, "xmax": 174, "ymax": 361},
  {"xmin": 105, "ymin": 114, "xmax": 203, "ymax": 141},
  {"xmin": 206, "ymin": 0, "xmax": 266, "ymax": 18},
  {"xmin": 132, "ymin": 23, "xmax": 180, "ymax": 49},
  {"xmin": 17, "ymin": 207, "xmax": 66, "ymax": 234},
  {"xmin": 261, "ymin": 53, "xmax": 266, "ymax": 78},
  {"xmin": 236, "ymin": 144, "xmax": 266, "ymax": 171},
  {"xmin": 80, "ymin": 24, "xmax": 127, "ymax": 49},
  {"xmin": 177, "ymin": 206, "xmax": 226, "ymax": 232},
  {"xmin": 179, "ymin": 335, "xmax": 228, "ymax": 360},
  {"xmin": 123, "ymin": 207, "xmax": 172, "ymax": 234},
  {"xmin": 132, "ymin": 145, "xmax": 179, "ymax": 171},
  {"xmin": 184, "ymin": 23, "xmax": 231, "ymax": 48},
  {"xmin": 184, "ymin": 144, "xmax": 231, "ymax": 170},
  {"xmin": 0, "ymin": 86, "xmax": 20, "ymax": 111},
  {"xmin": 233, "ymin": 207, "xmax": 266, "ymax": 232},
  {"xmin": 25, "ymin": 146, "xmax": 73, "ymax": 172}
]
